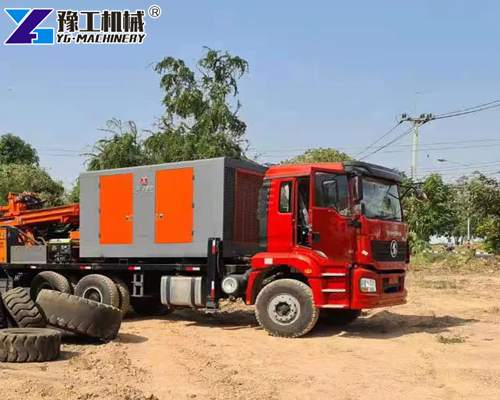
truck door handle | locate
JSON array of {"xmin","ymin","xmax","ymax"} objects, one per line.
[{"xmin": 157, "ymin": 213, "xmax": 164, "ymax": 220}]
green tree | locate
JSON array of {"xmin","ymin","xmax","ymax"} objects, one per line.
[
  {"xmin": 145, "ymin": 48, "xmax": 249, "ymax": 163},
  {"xmin": 86, "ymin": 119, "xmax": 148, "ymax": 171},
  {"xmin": 0, "ymin": 164, "xmax": 65, "ymax": 206},
  {"xmin": 402, "ymin": 174, "xmax": 457, "ymax": 250},
  {"xmin": 67, "ymin": 179, "xmax": 80, "ymax": 203},
  {"xmin": 282, "ymin": 148, "xmax": 352, "ymax": 164},
  {"xmin": 465, "ymin": 173, "xmax": 500, "ymax": 253},
  {"xmin": 0, "ymin": 134, "xmax": 39, "ymax": 165}
]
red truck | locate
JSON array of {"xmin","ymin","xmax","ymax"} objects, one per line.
[{"xmin": 0, "ymin": 158, "xmax": 408, "ymax": 337}]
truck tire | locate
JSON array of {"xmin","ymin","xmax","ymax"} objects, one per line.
[
  {"xmin": 131, "ymin": 296, "xmax": 172, "ymax": 316},
  {"xmin": 0, "ymin": 296, "xmax": 9, "ymax": 329},
  {"xmin": 30, "ymin": 271, "xmax": 72, "ymax": 300},
  {"xmin": 112, "ymin": 277, "xmax": 131, "ymax": 318},
  {"xmin": 0, "ymin": 328, "xmax": 61, "ymax": 363},
  {"xmin": 255, "ymin": 279, "xmax": 319, "ymax": 338},
  {"xmin": 320, "ymin": 309, "xmax": 361, "ymax": 326},
  {"xmin": 66, "ymin": 274, "xmax": 80, "ymax": 294},
  {"xmin": 74, "ymin": 274, "xmax": 120, "ymax": 308},
  {"xmin": 1, "ymin": 288, "xmax": 46, "ymax": 328},
  {"xmin": 36, "ymin": 290, "xmax": 122, "ymax": 341}
]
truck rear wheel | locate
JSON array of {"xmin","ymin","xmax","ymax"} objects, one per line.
[
  {"xmin": 30, "ymin": 271, "xmax": 72, "ymax": 300},
  {"xmin": 1, "ymin": 288, "xmax": 46, "ymax": 328},
  {"xmin": 36, "ymin": 290, "xmax": 122, "ymax": 341},
  {"xmin": 74, "ymin": 274, "xmax": 120, "ymax": 308},
  {"xmin": 0, "ymin": 328, "xmax": 61, "ymax": 363},
  {"xmin": 255, "ymin": 279, "xmax": 319, "ymax": 338},
  {"xmin": 112, "ymin": 277, "xmax": 131, "ymax": 318}
]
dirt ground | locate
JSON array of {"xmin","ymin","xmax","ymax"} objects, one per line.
[{"xmin": 2, "ymin": 268, "xmax": 500, "ymax": 400}]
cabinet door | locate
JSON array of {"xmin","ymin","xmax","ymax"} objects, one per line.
[
  {"xmin": 155, "ymin": 168, "xmax": 193, "ymax": 243},
  {"xmin": 99, "ymin": 173, "xmax": 133, "ymax": 244}
]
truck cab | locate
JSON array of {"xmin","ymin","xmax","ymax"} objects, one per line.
[{"xmin": 244, "ymin": 161, "xmax": 408, "ymax": 337}]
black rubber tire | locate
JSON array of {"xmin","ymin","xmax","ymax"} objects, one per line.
[
  {"xmin": 320, "ymin": 309, "xmax": 361, "ymax": 326},
  {"xmin": 0, "ymin": 296, "xmax": 8, "ymax": 329},
  {"xmin": 74, "ymin": 274, "xmax": 120, "ymax": 308},
  {"xmin": 112, "ymin": 277, "xmax": 131, "ymax": 318},
  {"xmin": 1, "ymin": 287, "xmax": 46, "ymax": 328},
  {"xmin": 255, "ymin": 279, "xmax": 319, "ymax": 338},
  {"xmin": 0, "ymin": 328, "xmax": 61, "ymax": 363},
  {"xmin": 66, "ymin": 274, "xmax": 80, "ymax": 294},
  {"xmin": 36, "ymin": 290, "xmax": 122, "ymax": 341},
  {"xmin": 131, "ymin": 296, "xmax": 172, "ymax": 316},
  {"xmin": 30, "ymin": 271, "xmax": 72, "ymax": 300}
]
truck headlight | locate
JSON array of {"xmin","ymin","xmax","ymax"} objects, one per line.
[{"xmin": 359, "ymin": 278, "xmax": 377, "ymax": 293}]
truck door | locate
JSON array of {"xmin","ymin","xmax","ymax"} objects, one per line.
[
  {"xmin": 267, "ymin": 178, "xmax": 295, "ymax": 251},
  {"xmin": 310, "ymin": 170, "xmax": 355, "ymax": 266}
]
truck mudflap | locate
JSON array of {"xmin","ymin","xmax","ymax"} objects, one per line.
[{"xmin": 350, "ymin": 266, "xmax": 407, "ymax": 310}]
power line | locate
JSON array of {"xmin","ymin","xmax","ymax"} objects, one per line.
[
  {"xmin": 434, "ymin": 98, "xmax": 500, "ymax": 119},
  {"xmin": 434, "ymin": 102, "xmax": 500, "ymax": 120},
  {"xmin": 253, "ymin": 137, "xmax": 500, "ymax": 154},
  {"xmin": 358, "ymin": 126, "xmax": 414, "ymax": 160},
  {"xmin": 353, "ymin": 121, "xmax": 402, "ymax": 158},
  {"xmin": 420, "ymin": 160, "xmax": 500, "ymax": 172}
]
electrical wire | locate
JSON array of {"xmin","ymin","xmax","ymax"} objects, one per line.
[
  {"xmin": 434, "ymin": 99, "xmax": 500, "ymax": 118},
  {"xmin": 434, "ymin": 100, "xmax": 500, "ymax": 120},
  {"xmin": 358, "ymin": 126, "xmax": 414, "ymax": 160},
  {"xmin": 353, "ymin": 121, "xmax": 402, "ymax": 158}
]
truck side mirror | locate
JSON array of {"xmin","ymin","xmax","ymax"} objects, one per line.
[{"xmin": 352, "ymin": 176, "xmax": 363, "ymax": 203}]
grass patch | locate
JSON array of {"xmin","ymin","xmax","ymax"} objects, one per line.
[
  {"xmin": 419, "ymin": 279, "xmax": 459, "ymax": 290},
  {"xmin": 437, "ymin": 334, "xmax": 466, "ymax": 344},
  {"xmin": 411, "ymin": 247, "xmax": 500, "ymax": 274}
]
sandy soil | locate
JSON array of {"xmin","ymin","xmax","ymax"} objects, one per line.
[{"xmin": 2, "ymin": 270, "xmax": 500, "ymax": 400}]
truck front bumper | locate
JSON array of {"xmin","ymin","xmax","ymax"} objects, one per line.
[{"xmin": 350, "ymin": 266, "xmax": 407, "ymax": 310}]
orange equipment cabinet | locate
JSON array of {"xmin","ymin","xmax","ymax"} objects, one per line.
[
  {"xmin": 155, "ymin": 168, "xmax": 194, "ymax": 244},
  {"xmin": 79, "ymin": 157, "xmax": 266, "ymax": 259},
  {"xmin": 99, "ymin": 173, "xmax": 134, "ymax": 245}
]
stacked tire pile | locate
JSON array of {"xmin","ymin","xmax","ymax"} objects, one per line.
[{"xmin": 0, "ymin": 285, "xmax": 122, "ymax": 363}]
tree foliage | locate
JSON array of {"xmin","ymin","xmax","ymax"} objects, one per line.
[
  {"xmin": 0, "ymin": 134, "xmax": 39, "ymax": 165},
  {"xmin": 86, "ymin": 119, "xmax": 148, "ymax": 171},
  {"xmin": 402, "ymin": 174, "xmax": 458, "ymax": 250},
  {"xmin": 146, "ymin": 48, "xmax": 249, "ymax": 163},
  {"xmin": 282, "ymin": 148, "xmax": 352, "ymax": 164},
  {"xmin": 462, "ymin": 173, "xmax": 500, "ymax": 253},
  {"xmin": 0, "ymin": 164, "xmax": 64, "ymax": 206},
  {"xmin": 86, "ymin": 49, "xmax": 250, "ymax": 171}
]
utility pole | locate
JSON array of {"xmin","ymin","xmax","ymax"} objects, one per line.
[{"xmin": 399, "ymin": 113, "xmax": 434, "ymax": 179}]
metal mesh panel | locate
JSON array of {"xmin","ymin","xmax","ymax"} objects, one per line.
[{"xmin": 233, "ymin": 170, "xmax": 263, "ymax": 244}]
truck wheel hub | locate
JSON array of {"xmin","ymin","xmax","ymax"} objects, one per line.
[
  {"xmin": 268, "ymin": 294, "xmax": 300, "ymax": 325},
  {"xmin": 82, "ymin": 287, "xmax": 103, "ymax": 303}
]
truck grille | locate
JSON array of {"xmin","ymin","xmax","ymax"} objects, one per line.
[{"xmin": 371, "ymin": 241, "xmax": 407, "ymax": 262}]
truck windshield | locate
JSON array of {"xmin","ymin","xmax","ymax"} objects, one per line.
[{"xmin": 362, "ymin": 177, "xmax": 402, "ymax": 222}]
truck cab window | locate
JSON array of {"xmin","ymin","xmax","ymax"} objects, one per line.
[
  {"xmin": 314, "ymin": 173, "xmax": 349, "ymax": 215},
  {"xmin": 297, "ymin": 178, "xmax": 310, "ymax": 246},
  {"xmin": 279, "ymin": 182, "xmax": 292, "ymax": 213}
]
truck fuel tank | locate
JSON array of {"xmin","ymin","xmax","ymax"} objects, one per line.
[{"xmin": 160, "ymin": 276, "xmax": 206, "ymax": 308}]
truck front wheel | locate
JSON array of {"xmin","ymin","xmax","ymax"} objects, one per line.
[{"xmin": 255, "ymin": 279, "xmax": 319, "ymax": 338}]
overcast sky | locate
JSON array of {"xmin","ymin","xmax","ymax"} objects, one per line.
[{"xmin": 1, "ymin": 0, "xmax": 499, "ymax": 187}]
